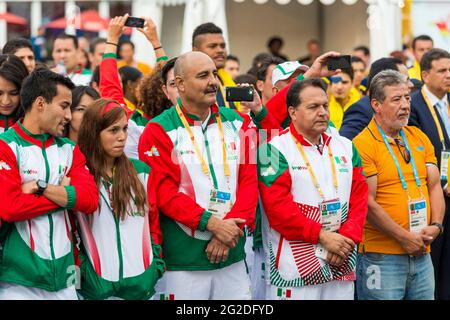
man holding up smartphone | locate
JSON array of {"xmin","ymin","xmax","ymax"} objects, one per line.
[
  {"xmin": 117, "ymin": 15, "xmax": 154, "ymax": 75},
  {"xmin": 246, "ymin": 51, "xmax": 344, "ymax": 132}
]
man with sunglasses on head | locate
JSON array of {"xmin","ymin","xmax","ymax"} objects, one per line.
[
  {"xmin": 328, "ymin": 68, "xmax": 361, "ymax": 130},
  {"xmin": 353, "ymin": 70, "xmax": 445, "ymax": 300}
]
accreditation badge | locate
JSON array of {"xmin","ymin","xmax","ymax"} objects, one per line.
[
  {"xmin": 315, "ymin": 198, "xmax": 342, "ymax": 260},
  {"xmin": 320, "ymin": 198, "xmax": 342, "ymax": 232},
  {"xmin": 207, "ymin": 189, "xmax": 232, "ymax": 218},
  {"xmin": 408, "ymin": 199, "xmax": 428, "ymax": 233},
  {"xmin": 440, "ymin": 150, "xmax": 450, "ymax": 181}
]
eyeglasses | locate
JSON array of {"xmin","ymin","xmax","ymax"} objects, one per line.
[{"xmin": 394, "ymin": 138, "xmax": 411, "ymax": 164}]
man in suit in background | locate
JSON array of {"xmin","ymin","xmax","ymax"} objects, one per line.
[{"xmin": 408, "ymin": 48, "xmax": 450, "ymax": 300}]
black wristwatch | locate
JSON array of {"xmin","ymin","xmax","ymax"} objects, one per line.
[
  {"xmin": 430, "ymin": 222, "xmax": 444, "ymax": 237},
  {"xmin": 36, "ymin": 179, "xmax": 48, "ymax": 196}
]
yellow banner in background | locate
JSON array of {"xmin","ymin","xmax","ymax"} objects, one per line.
[{"xmin": 402, "ymin": 0, "xmax": 413, "ymax": 45}]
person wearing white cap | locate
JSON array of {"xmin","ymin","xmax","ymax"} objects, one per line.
[
  {"xmin": 248, "ymin": 52, "xmax": 343, "ymax": 133},
  {"xmin": 271, "ymin": 61, "xmax": 309, "ymax": 94},
  {"xmin": 256, "ymin": 56, "xmax": 284, "ymax": 105}
]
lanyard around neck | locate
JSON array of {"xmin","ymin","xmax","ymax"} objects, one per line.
[
  {"xmin": 100, "ymin": 180, "xmax": 115, "ymax": 215},
  {"xmin": 376, "ymin": 121, "xmax": 423, "ymax": 199},
  {"xmin": 175, "ymin": 101, "xmax": 230, "ymax": 177},
  {"xmin": 422, "ymin": 87, "xmax": 446, "ymax": 149},
  {"xmin": 291, "ymin": 133, "xmax": 338, "ymax": 199}
]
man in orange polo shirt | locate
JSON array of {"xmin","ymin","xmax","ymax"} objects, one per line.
[{"xmin": 353, "ymin": 70, "xmax": 445, "ymax": 300}]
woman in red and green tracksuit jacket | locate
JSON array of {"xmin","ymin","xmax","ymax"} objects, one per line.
[
  {"xmin": 75, "ymin": 99, "xmax": 165, "ymax": 300},
  {"xmin": 0, "ymin": 121, "xmax": 99, "ymax": 296}
]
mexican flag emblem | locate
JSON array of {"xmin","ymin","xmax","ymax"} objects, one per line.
[
  {"xmin": 277, "ymin": 288, "xmax": 292, "ymax": 300},
  {"xmin": 334, "ymin": 156, "xmax": 348, "ymax": 165},
  {"xmin": 160, "ymin": 293, "xmax": 175, "ymax": 300}
]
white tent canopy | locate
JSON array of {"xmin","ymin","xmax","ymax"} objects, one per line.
[
  {"xmin": 0, "ymin": 0, "xmax": 402, "ymax": 65},
  {"xmin": 132, "ymin": 0, "xmax": 401, "ymax": 65}
]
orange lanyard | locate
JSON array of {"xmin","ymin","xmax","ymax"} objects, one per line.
[
  {"xmin": 422, "ymin": 88, "xmax": 446, "ymax": 149},
  {"xmin": 175, "ymin": 102, "xmax": 230, "ymax": 177},
  {"xmin": 291, "ymin": 133, "xmax": 338, "ymax": 199}
]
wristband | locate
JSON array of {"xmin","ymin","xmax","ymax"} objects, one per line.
[
  {"xmin": 106, "ymin": 41, "xmax": 118, "ymax": 47},
  {"xmin": 156, "ymin": 55, "xmax": 169, "ymax": 62},
  {"xmin": 153, "ymin": 46, "xmax": 163, "ymax": 51}
]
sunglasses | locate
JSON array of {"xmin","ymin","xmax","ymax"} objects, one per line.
[
  {"xmin": 330, "ymin": 76, "xmax": 343, "ymax": 84},
  {"xmin": 394, "ymin": 138, "xmax": 411, "ymax": 164}
]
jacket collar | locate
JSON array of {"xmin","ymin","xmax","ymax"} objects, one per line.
[
  {"xmin": 289, "ymin": 122, "xmax": 332, "ymax": 147},
  {"xmin": 0, "ymin": 114, "xmax": 16, "ymax": 129},
  {"xmin": 422, "ymin": 84, "xmax": 449, "ymax": 108},
  {"xmin": 177, "ymin": 98, "xmax": 219, "ymax": 126},
  {"xmin": 14, "ymin": 120, "xmax": 54, "ymax": 148}
]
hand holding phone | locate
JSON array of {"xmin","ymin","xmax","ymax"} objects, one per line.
[
  {"xmin": 225, "ymin": 86, "xmax": 254, "ymax": 102},
  {"xmin": 326, "ymin": 55, "xmax": 351, "ymax": 71},
  {"xmin": 125, "ymin": 16, "xmax": 145, "ymax": 28}
]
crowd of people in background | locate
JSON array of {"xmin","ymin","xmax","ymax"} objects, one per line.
[{"xmin": 0, "ymin": 13, "xmax": 449, "ymax": 301}]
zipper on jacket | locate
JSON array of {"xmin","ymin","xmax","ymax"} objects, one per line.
[
  {"xmin": 202, "ymin": 124, "xmax": 219, "ymax": 190},
  {"xmin": 101, "ymin": 182, "xmax": 124, "ymax": 281},
  {"xmin": 42, "ymin": 141, "xmax": 57, "ymax": 289},
  {"xmin": 114, "ymin": 213, "xmax": 124, "ymax": 280}
]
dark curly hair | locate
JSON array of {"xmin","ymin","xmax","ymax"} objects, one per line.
[{"xmin": 137, "ymin": 62, "xmax": 172, "ymax": 119}]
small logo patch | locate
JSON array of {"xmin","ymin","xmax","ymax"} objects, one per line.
[
  {"xmin": 260, "ymin": 166, "xmax": 275, "ymax": 177},
  {"xmin": 160, "ymin": 293, "xmax": 175, "ymax": 300},
  {"xmin": 291, "ymin": 165, "xmax": 308, "ymax": 171},
  {"xmin": 179, "ymin": 150, "xmax": 195, "ymax": 156},
  {"xmin": 276, "ymin": 287, "xmax": 292, "ymax": 300},
  {"xmin": 144, "ymin": 146, "xmax": 160, "ymax": 157},
  {"xmin": 417, "ymin": 146, "xmax": 425, "ymax": 151},
  {"xmin": 334, "ymin": 156, "xmax": 348, "ymax": 165},
  {"xmin": 0, "ymin": 161, "xmax": 11, "ymax": 171},
  {"xmin": 23, "ymin": 169, "xmax": 38, "ymax": 175}
]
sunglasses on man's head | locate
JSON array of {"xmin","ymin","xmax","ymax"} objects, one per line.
[
  {"xmin": 330, "ymin": 76, "xmax": 343, "ymax": 84},
  {"xmin": 394, "ymin": 138, "xmax": 411, "ymax": 164}
]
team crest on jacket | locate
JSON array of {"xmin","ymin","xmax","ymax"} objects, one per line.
[
  {"xmin": 0, "ymin": 160, "xmax": 11, "ymax": 170},
  {"xmin": 226, "ymin": 141, "xmax": 239, "ymax": 160},
  {"xmin": 260, "ymin": 166, "xmax": 275, "ymax": 177},
  {"xmin": 334, "ymin": 155, "xmax": 349, "ymax": 172},
  {"xmin": 144, "ymin": 146, "xmax": 160, "ymax": 157}
]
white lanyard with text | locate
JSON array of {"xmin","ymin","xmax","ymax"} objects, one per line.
[{"xmin": 376, "ymin": 122, "xmax": 428, "ymax": 232}]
